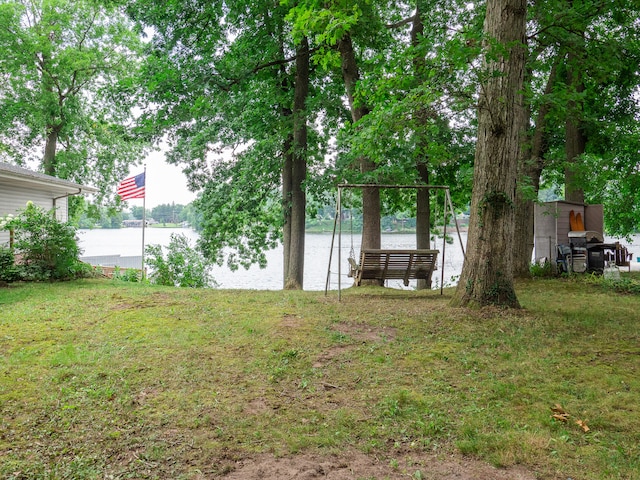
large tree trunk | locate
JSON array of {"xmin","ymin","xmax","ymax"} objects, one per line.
[
  {"xmin": 337, "ymin": 35, "xmax": 381, "ymax": 256},
  {"xmin": 565, "ymin": 50, "xmax": 586, "ymax": 204},
  {"xmin": 282, "ymin": 133, "xmax": 294, "ymax": 285},
  {"xmin": 416, "ymin": 162, "xmax": 432, "ymax": 289},
  {"xmin": 41, "ymin": 49, "xmax": 60, "ymax": 177},
  {"xmin": 284, "ymin": 37, "xmax": 310, "ymax": 290},
  {"xmin": 280, "ymin": 38, "xmax": 294, "ymax": 288},
  {"xmin": 512, "ymin": 60, "xmax": 559, "ymax": 277},
  {"xmin": 451, "ymin": 0, "xmax": 526, "ymax": 308},
  {"xmin": 412, "ymin": 2, "xmax": 432, "ymax": 290},
  {"xmin": 43, "ymin": 124, "xmax": 60, "ymax": 176}
]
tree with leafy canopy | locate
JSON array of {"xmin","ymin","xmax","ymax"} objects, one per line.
[
  {"xmin": 131, "ymin": 0, "xmax": 481, "ymax": 289},
  {"xmin": 511, "ymin": 0, "xmax": 640, "ymax": 274},
  {"xmin": 288, "ymin": 1, "xmax": 478, "ymax": 282},
  {"xmin": 151, "ymin": 203, "xmax": 184, "ymax": 225},
  {"xmin": 0, "ymin": 0, "xmax": 147, "ymax": 207},
  {"xmin": 129, "ymin": 0, "xmax": 337, "ymax": 287},
  {"xmin": 130, "ymin": 206, "xmax": 147, "ymax": 221},
  {"xmin": 287, "ymin": 0, "xmax": 399, "ymax": 262},
  {"xmin": 556, "ymin": 1, "xmax": 640, "ymax": 236},
  {"xmin": 451, "ymin": 0, "xmax": 527, "ymax": 308},
  {"xmin": 329, "ymin": 0, "xmax": 477, "ymax": 244}
]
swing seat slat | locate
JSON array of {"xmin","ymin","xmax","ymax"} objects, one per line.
[{"xmin": 352, "ymin": 249, "xmax": 439, "ymax": 286}]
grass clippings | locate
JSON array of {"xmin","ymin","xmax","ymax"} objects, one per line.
[{"xmin": 1, "ymin": 277, "xmax": 639, "ymax": 479}]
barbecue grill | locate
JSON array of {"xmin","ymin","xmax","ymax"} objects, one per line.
[{"xmin": 566, "ymin": 230, "xmax": 614, "ymax": 274}]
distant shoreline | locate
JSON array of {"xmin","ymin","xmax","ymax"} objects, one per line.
[
  {"xmin": 80, "ymin": 224, "xmax": 471, "ymax": 233},
  {"xmin": 304, "ymin": 225, "xmax": 470, "ymax": 234}
]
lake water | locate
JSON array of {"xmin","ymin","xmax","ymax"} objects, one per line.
[
  {"xmin": 77, "ymin": 228, "xmax": 467, "ymax": 290},
  {"xmin": 78, "ymin": 228, "xmax": 640, "ymax": 290}
]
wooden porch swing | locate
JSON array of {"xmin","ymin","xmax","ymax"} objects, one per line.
[
  {"xmin": 348, "ymin": 248, "xmax": 439, "ymax": 287},
  {"xmin": 324, "ymin": 184, "xmax": 466, "ymax": 300}
]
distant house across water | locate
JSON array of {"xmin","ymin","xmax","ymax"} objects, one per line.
[{"xmin": 122, "ymin": 219, "xmax": 157, "ymax": 228}]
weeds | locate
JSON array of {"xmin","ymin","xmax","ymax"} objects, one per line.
[
  {"xmin": 111, "ymin": 265, "xmax": 144, "ymax": 283},
  {"xmin": 145, "ymin": 233, "xmax": 216, "ymax": 288},
  {"xmin": 575, "ymin": 270, "xmax": 640, "ymax": 294},
  {"xmin": 529, "ymin": 259, "xmax": 553, "ymax": 277}
]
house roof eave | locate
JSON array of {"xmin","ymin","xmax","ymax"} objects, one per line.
[{"xmin": 0, "ymin": 162, "xmax": 99, "ymax": 195}]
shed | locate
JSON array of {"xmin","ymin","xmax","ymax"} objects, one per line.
[
  {"xmin": 534, "ymin": 200, "xmax": 604, "ymax": 263},
  {"xmin": 0, "ymin": 162, "xmax": 97, "ymax": 245}
]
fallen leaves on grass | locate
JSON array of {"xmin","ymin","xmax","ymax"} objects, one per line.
[
  {"xmin": 550, "ymin": 404, "xmax": 590, "ymax": 433},
  {"xmin": 575, "ymin": 419, "xmax": 590, "ymax": 433},
  {"xmin": 551, "ymin": 404, "xmax": 569, "ymax": 423}
]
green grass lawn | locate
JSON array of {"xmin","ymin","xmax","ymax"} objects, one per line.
[{"xmin": 1, "ymin": 277, "xmax": 639, "ymax": 479}]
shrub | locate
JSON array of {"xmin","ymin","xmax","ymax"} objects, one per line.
[
  {"xmin": 112, "ymin": 266, "xmax": 144, "ymax": 283},
  {"xmin": 146, "ymin": 233, "xmax": 216, "ymax": 288},
  {"xmin": 530, "ymin": 259, "xmax": 553, "ymax": 277},
  {"xmin": 0, "ymin": 246, "xmax": 20, "ymax": 283},
  {"xmin": 1, "ymin": 202, "xmax": 87, "ymax": 281}
]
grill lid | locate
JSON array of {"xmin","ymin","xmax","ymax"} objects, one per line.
[{"xmin": 568, "ymin": 230, "xmax": 604, "ymax": 243}]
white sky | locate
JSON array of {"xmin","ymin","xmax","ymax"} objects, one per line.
[{"xmin": 124, "ymin": 148, "xmax": 198, "ymax": 208}]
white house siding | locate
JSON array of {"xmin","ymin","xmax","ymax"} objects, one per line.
[{"xmin": 0, "ymin": 182, "xmax": 69, "ymax": 246}]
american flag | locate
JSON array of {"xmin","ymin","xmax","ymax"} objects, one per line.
[{"xmin": 116, "ymin": 172, "xmax": 145, "ymax": 200}]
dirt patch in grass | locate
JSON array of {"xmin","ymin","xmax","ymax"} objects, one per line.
[
  {"xmin": 132, "ymin": 387, "xmax": 161, "ymax": 406},
  {"xmin": 282, "ymin": 313, "xmax": 305, "ymax": 328},
  {"xmin": 313, "ymin": 344, "xmax": 353, "ymax": 368},
  {"xmin": 221, "ymin": 450, "xmax": 537, "ymax": 479},
  {"xmin": 245, "ymin": 397, "xmax": 271, "ymax": 415},
  {"xmin": 312, "ymin": 322, "xmax": 396, "ymax": 369},
  {"xmin": 332, "ymin": 322, "xmax": 397, "ymax": 343}
]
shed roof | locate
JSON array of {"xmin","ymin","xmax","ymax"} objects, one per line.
[{"xmin": 0, "ymin": 162, "xmax": 98, "ymax": 195}]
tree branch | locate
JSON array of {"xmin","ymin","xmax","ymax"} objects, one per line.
[
  {"xmin": 214, "ymin": 47, "xmax": 319, "ymax": 92},
  {"xmin": 77, "ymin": 9, "xmax": 100, "ymax": 51},
  {"xmin": 386, "ymin": 16, "xmax": 416, "ymax": 29}
]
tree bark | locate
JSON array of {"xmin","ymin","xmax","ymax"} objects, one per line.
[
  {"xmin": 281, "ymin": 41, "xmax": 294, "ymax": 287},
  {"xmin": 412, "ymin": 2, "xmax": 432, "ymax": 290},
  {"xmin": 450, "ymin": 0, "xmax": 526, "ymax": 308},
  {"xmin": 565, "ymin": 49, "xmax": 586, "ymax": 204},
  {"xmin": 43, "ymin": 125, "xmax": 60, "ymax": 176},
  {"xmin": 41, "ymin": 47, "xmax": 60, "ymax": 177},
  {"xmin": 284, "ymin": 37, "xmax": 309, "ymax": 290},
  {"xmin": 512, "ymin": 59, "xmax": 559, "ymax": 277},
  {"xmin": 416, "ymin": 162, "xmax": 432, "ymax": 289},
  {"xmin": 282, "ymin": 132, "xmax": 294, "ymax": 286},
  {"xmin": 337, "ymin": 35, "xmax": 381, "ymax": 255}
]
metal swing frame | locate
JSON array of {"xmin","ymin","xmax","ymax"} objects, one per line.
[{"xmin": 324, "ymin": 184, "xmax": 466, "ymax": 300}]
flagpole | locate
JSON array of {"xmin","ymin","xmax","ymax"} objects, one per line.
[{"xmin": 141, "ymin": 164, "xmax": 147, "ymax": 280}]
